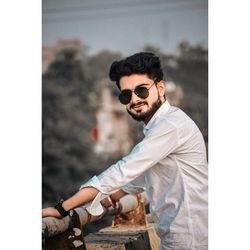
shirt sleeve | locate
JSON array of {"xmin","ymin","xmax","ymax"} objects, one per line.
[{"xmin": 80, "ymin": 120, "xmax": 179, "ymax": 210}]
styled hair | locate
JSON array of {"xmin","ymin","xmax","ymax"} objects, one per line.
[{"xmin": 109, "ymin": 52, "xmax": 163, "ymax": 89}]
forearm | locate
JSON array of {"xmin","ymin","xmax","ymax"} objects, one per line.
[
  {"xmin": 110, "ymin": 189, "xmax": 128, "ymax": 202},
  {"xmin": 62, "ymin": 187, "xmax": 99, "ymax": 211},
  {"xmin": 42, "ymin": 188, "xmax": 128, "ymax": 218}
]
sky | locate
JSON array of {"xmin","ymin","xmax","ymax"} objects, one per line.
[{"xmin": 42, "ymin": 0, "xmax": 208, "ymax": 56}]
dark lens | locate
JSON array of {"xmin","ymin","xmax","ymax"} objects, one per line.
[
  {"xmin": 134, "ymin": 86, "xmax": 149, "ymax": 99},
  {"xmin": 119, "ymin": 90, "xmax": 132, "ymax": 105}
]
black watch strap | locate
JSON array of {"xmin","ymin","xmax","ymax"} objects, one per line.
[{"xmin": 54, "ymin": 199, "xmax": 69, "ymax": 217}]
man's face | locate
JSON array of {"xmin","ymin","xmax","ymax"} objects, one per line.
[{"xmin": 119, "ymin": 74, "xmax": 166, "ymax": 124}]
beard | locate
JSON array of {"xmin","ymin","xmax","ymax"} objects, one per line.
[{"xmin": 126, "ymin": 95, "xmax": 162, "ymax": 123}]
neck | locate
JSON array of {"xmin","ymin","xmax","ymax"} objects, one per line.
[{"xmin": 143, "ymin": 99, "xmax": 165, "ymax": 125}]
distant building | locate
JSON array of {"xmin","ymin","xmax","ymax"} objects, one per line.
[
  {"xmin": 42, "ymin": 46, "xmax": 56, "ymax": 73},
  {"xmin": 42, "ymin": 39, "xmax": 82, "ymax": 73},
  {"xmin": 92, "ymin": 79, "xmax": 133, "ymax": 157},
  {"xmin": 165, "ymin": 81, "xmax": 183, "ymax": 107},
  {"xmin": 56, "ymin": 39, "xmax": 81, "ymax": 50}
]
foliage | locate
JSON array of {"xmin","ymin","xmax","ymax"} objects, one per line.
[{"xmin": 43, "ymin": 48, "xmax": 99, "ymax": 204}]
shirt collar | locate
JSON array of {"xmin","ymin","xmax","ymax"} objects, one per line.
[{"xmin": 143, "ymin": 100, "xmax": 171, "ymax": 134}]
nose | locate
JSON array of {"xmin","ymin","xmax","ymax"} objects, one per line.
[{"xmin": 130, "ymin": 91, "xmax": 141, "ymax": 104}]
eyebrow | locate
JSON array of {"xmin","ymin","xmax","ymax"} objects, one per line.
[
  {"xmin": 136, "ymin": 83, "xmax": 148, "ymax": 87},
  {"xmin": 121, "ymin": 83, "xmax": 150, "ymax": 91}
]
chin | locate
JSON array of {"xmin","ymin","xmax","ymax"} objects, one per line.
[
  {"xmin": 127, "ymin": 110, "xmax": 151, "ymax": 122},
  {"xmin": 127, "ymin": 97, "xmax": 162, "ymax": 122},
  {"xmin": 131, "ymin": 108, "xmax": 148, "ymax": 117}
]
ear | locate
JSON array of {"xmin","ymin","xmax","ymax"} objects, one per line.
[{"xmin": 157, "ymin": 80, "xmax": 166, "ymax": 98}]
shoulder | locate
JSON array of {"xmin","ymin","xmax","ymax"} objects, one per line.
[
  {"xmin": 145, "ymin": 112, "xmax": 178, "ymax": 138},
  {"xmin": 147, "ymin": 106, "xmax": 198, "ymax": 137}
]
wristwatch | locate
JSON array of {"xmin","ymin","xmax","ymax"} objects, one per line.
[{"xmin": 54, "ymin": 199, "xmax": 69, "ymax": 217}]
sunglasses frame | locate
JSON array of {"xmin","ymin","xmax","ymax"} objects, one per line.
[{"xmin": 118, "ymin": 82, "xmax": 156, "ymax": 105}]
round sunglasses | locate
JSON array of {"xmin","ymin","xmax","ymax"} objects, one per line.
[{"xmin": 118, "ymin": 82, "xmax": 156, "ymax": 105}]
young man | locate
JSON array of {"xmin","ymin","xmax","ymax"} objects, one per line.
[{"xmin": 42, "ymin": 52, "xmax": 208, "ymax": 250}]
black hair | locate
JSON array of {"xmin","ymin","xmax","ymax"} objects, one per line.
[{"xmin": 109, "ymin": 52, "xmax": 163, "ymax": 89}]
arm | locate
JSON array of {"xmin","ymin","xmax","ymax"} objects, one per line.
[
  {"xmin": 42, "ymin": 187, "xmax": 128, "ymax": 218},
  {"xmin": 83, "ymin": 121, "xmax": 178, "ymax": 195},
  {"xmin": 43, "ymin": 120, "xmax": 177, "ymax": 218},
  {"xmin": 76, "ymin": 122, "xmax": 177, "ymax": 216}
]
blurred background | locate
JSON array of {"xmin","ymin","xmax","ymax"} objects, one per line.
[{"xmin": 42, "ymin": 0, "xmax": 208, "ymax": 233}]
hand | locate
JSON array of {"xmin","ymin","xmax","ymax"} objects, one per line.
[
  {"xmin": 100, "ymin": 197, "xmax": 112, "ymax": 208},
  {"xmin": 42, "ymin": 207, "xmax": 62, "ymax": 219}
]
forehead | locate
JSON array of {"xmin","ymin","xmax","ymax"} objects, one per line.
[{"xmin": 119, "ymin": 74, "xmax": 152, "ymax": 90}]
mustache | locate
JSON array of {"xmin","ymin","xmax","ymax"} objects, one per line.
[{"xmin": 130, "ymin": 101, "xmax": 148, "ymax": 109}]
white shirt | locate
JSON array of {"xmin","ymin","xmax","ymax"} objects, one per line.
[{"xmin": 81, "ymin": 100, "xmax": 208, "ymax": 250}]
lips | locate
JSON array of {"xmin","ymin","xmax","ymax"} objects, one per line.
[{"xmin": 133, "ymin": 103, "xmax": 146, "ymax": 111}]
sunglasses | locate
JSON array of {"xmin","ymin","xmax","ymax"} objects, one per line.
[{"xmin": 118, "ymin": 82, "xmax": 156, "ymax": 105}]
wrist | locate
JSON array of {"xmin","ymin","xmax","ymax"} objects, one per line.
[{"xmin": 54, "ymin": 199, "xmax": 69, "ymax": 218}]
